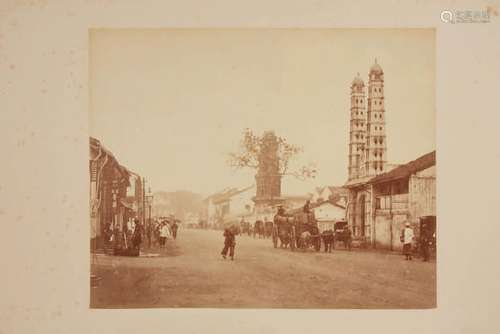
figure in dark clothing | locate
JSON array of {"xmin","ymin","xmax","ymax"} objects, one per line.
[
  {"xmin": 104, "ymin": 221, "xmax": 113, "ymax": 244},
  {"xmin": 254, "ymin": 220, "xmax": 264, "ymax": 239},
  {"xmin": 171, "ymin": 221, "xmax": 179, "ymax": 240},
  {"xmin": 132, "ymin": 220, "xmax": 142, "ymax": 250},
  {"xmin": 420, "ymin": 223, "xmax": 431, "ymax": 261},
  {"xmin": 145, "ymin": 222, "xmax": 152, "ymax": 248},
  {"xmin": 221, "ymin": 227, "xmax": 236, "ymax": 260},
  {"xmin": 343, "ymin": 226, "xmax": 352, "ymax": 250},
  {"xmin": 321, "ymin": 229, "xmax": 335, "ymax": 253}
]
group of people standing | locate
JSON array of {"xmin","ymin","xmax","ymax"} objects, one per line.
[
  {"xmin": 101, "ymin": 217, "xmax": 180, "ymax": 256},
  {"xmin": 105, "ymin": 218, "xmax": 179, "ymax": 250},
  {"xmin": 127, "ymin": 217, "xmax": 180, "ymax": 250},
  {"xmin": 102, "ymin": 218, "xmax": 144, "ymax": 256},
  {"xmin": 154, "ymin": 219, "xmax": 179, "ymax": 248}
]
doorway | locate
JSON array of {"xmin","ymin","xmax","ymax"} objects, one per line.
[
  {"xmin": 419, "ymin": 215, "xmax": 436, "ymax": 259},
  {"xmin": 359, "ymin": 195, "xmax": 366, "ymax": 237}
]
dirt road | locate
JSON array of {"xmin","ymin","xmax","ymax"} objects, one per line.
[{"xmin": 91, "ymin": 229, "xmax": 435, "ymax": 308}]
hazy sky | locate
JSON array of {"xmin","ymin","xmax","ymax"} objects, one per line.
[{"xmin": 89, "ymin": 29, "xmax": 435, "ymax": 197}]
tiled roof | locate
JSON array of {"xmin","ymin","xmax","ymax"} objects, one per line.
[
  {"xmin": 344, "ymin": 151, "xmax": 436, "ymax": 187},
  {"xmin": 369, "ymin": 151, "xmax": 436, "ymax": 184},
  {"xmin": 90, "ymin": 137, "xmax": 132, "ymax": 180},
  {"xmin": 287, "ymin": 199, "xmax": 345, "ymax": 214},
  {"xmin": 328, "ymin": 186, "xmax": 348, "ymax": 196},
  {"xmin": 314, "ymin": 200, "xmax": 346, "ymax": 210},
  {"xmin": 90, "ymin": 136, "xmax": 117, "ymax": 161},
  {"xmin": 117, "ymin": 165, "xmax": 130, "ymax": 179},
  {"xmin": 344, "ymin": 176, "xmax": 374, "ymax": 188}
]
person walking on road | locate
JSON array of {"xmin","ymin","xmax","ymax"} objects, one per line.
[
  {"xmin": 401, "ymin": 222, "xmax": 415, "ymax": 260},
  {"xmin": 221, "ymin": 226, "xmax": 236, "ymax": 260},
  {"xmin": 159, "ymin": 222, "xmax": 171, "ymax": 248}
]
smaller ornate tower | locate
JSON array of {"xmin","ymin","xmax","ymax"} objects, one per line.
[
  {"xmin": 348, "ymin": 73, "xmax": 367, "ymax": 180},
  {"xmin": 365, "ymin": 59, "xmax": 387, "ymax": 176},
  {"xmin": 253, "ymin": 131, "xmax": 283, "ymax": 210}
]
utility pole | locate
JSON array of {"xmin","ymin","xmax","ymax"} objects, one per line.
[
  {"xmin": 142, "ymin": 177, "xmax": 146, "ymax": 226},
  {"xmin": 389, "ymin": 183, "xmax": 393, "ymax": 251},
  {"xmin": 148, "ymin": 191, "xmax": 152, "ymax": 225},
  {"xmin": 149, "ymin": 198, "xmax": 152, "ymax": 246},
  {"xmin": 146, "ymin": 187, "xmax": 153, "ymax": 249}
]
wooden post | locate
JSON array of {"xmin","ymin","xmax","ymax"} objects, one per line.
[
  {"xmin": 372, "ymin": 186, "xmax": 376, "ymax": 249},
  {"xmin": 389, "ymin": 182, "xmax": 393, "ymax": 251},
  {"xmin": 142, "ymin": 177, "xmax": 146, "ymax": 226}
]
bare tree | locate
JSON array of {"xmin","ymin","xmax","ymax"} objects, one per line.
[{"xmin": 227, "ymin": 128, "xmax": 317, "ymax": 180}]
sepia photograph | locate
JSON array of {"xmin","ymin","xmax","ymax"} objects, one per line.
[
  {"xmin": 3, "ymin": 0, "xmax": 500, "ymax": 332},
  {"xmin": 88, "ymin": 28, "xmax": 436, "ymax": 309}
]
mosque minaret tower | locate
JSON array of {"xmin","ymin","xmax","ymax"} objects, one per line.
[
  {"xmin": 348, "ymin": 73, "xmax": 367, "ymax": 181},
  {"xmin": 364, "ymin": 59, "xmax": 387, "ymax": 177}
]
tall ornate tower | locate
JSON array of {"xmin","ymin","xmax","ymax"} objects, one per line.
[
  {"xmin": 365, "ymin": 59, "xmax": 387, "ymax": 176},
  {"xmin": 253, "ymin": 131, "xmax": 283, "ymax": 210},
  {"xmin": 348, "ymin": 73, "xmax": 367, "ymax": 180}
]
